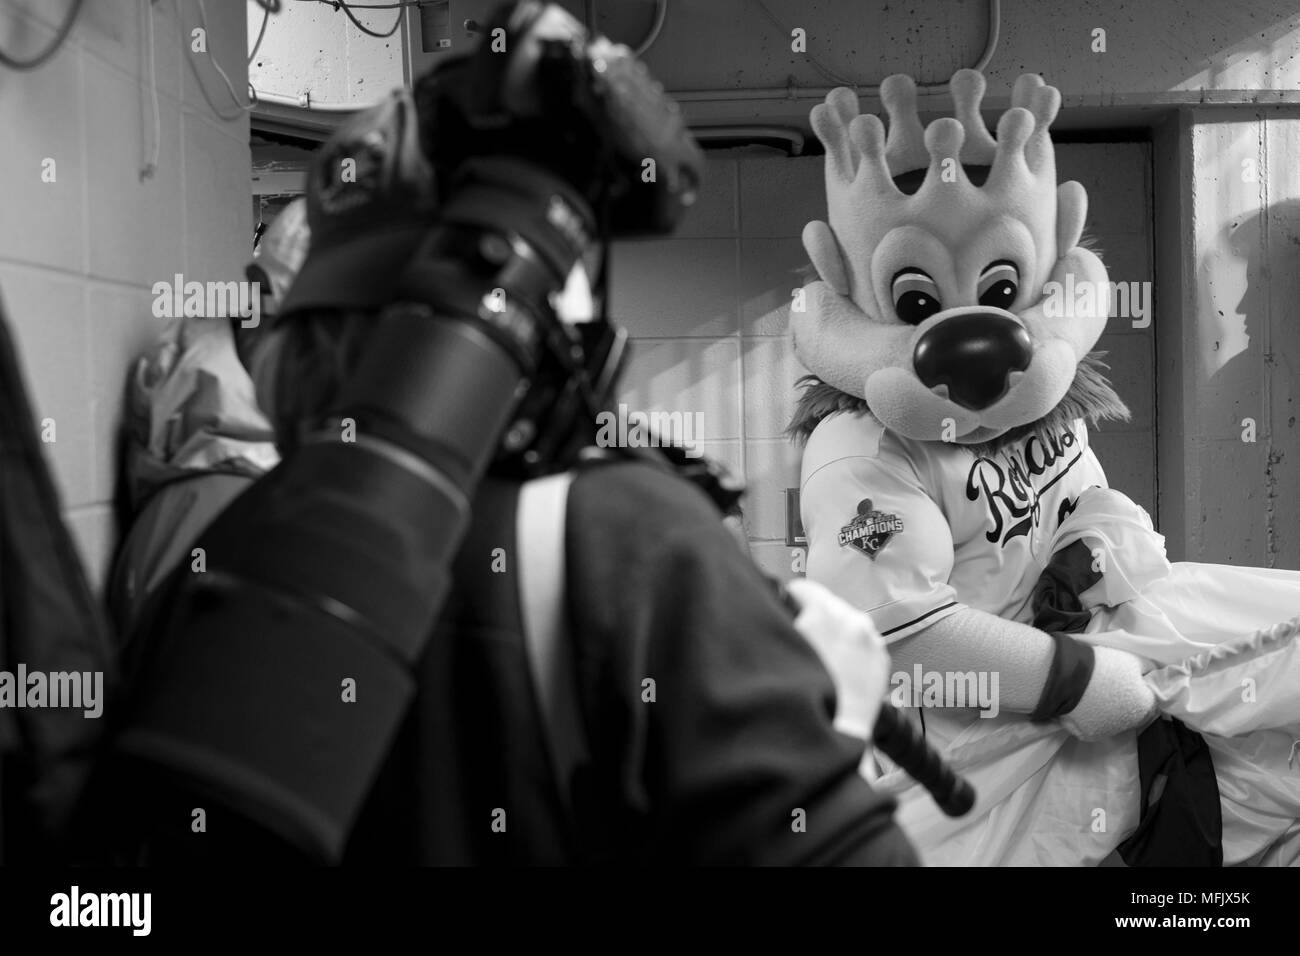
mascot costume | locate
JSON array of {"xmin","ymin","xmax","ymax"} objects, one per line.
[{"xmin": 791, "ymin": 69, "xmax": 1300, "ymax": 866}]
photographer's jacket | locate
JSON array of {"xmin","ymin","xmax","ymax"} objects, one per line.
[{"xmin": 347, "ymin": 456, "xmax": 916, "ymax": 865}]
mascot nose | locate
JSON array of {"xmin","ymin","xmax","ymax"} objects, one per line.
[{"xmin": 913, "ymin": 312, "xmax": 1033, "ymax": 411}]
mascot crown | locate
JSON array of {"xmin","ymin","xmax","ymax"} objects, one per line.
[{"xmin": 814, "ymin": 69, "xmax": 1067, "ymax": 302}]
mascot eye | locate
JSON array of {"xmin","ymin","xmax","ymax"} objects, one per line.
[
  {"xmin": 891, "ymin": 270, "xmax": 943, "ymax": 325},
  {"xmin": 977, "ymin": 261, "xmax": 1019, "ymax": 308}
]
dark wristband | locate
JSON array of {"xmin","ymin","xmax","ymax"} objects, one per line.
[{"xmin": 1030, "ymin": 632, "xmax": 1097, "ymax": 722}]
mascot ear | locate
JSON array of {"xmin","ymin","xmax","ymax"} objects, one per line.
[
  {"xmin": 803, "ymin": 220, "xmax": 851, "ymax": 297},
  {"xmin": 1056, "ymin": 180, "xmax": 1088, "ymax": 254}
]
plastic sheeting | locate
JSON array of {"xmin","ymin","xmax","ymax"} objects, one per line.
[{"xmin": 123, "ymin": 316, "xmax": 279, "ymax": 511}]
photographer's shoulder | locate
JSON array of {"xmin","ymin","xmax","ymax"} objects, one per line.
[{"xmin": 569, "ymin": 444, "xmax": 738, "ymax": 529}]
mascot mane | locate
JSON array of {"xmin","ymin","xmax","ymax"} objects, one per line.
[{"xmin": 787, "ymin": 349, "xmax": 1129, "ymax": 457}]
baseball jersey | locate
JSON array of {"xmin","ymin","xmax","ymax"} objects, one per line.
[{"xmin": 800, "ymin": 411, "xmax": 1109, "ymax": 643}]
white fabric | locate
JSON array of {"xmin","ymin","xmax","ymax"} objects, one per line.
[
  {"xmin": 128, "ymin": 316, "xmax": 279, "ymax": 497},
  {"xmin": 870, "ymin": 485, "xmax": 1300, "ymax": 865},
  {"xmin": 799, "ymin": 410, "xmax": 1300, "ymax": 864},
  {"xmin": 517, "ymin": 472, "xmax": 588, "ymax": 809},
  {"xmin": 876, "ymin": 717, "xmax": 1139, "ymax": 866}
]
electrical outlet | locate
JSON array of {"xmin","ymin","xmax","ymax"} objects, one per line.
[
  {"xmin": 785, "ymin": 488, "xmax": 806, "ymax": 547},
  {"xmin": 418, "ymin": 1, "xmax": 452, "ymax": 52}
]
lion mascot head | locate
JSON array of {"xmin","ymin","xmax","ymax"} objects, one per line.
[{"xmin": 788, "ymin": 70, "xmax": 1129, "ymax": 450}]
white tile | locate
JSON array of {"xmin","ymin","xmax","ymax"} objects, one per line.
[
  {"xmin": 610, "ymin": 239, "xmax": 738, "ymax": 337},
  {"xmin": 182, "ymin": 111, "xmax": 254, "ymax": 279},
  {"xmin": 618, "ymin": 338, "xmax": 742, "ymax": 441},
  {"xmin": 88, "ymin": 284, "xmax": 165, "ymax": 502},
  {"xmin": 0, "ymin": 21, "xmax": 85, "ymax": 272},
  {"xmin": 743, "ymin": 336, "xmax": 808, "ymax": 439},
  {"xmin": 739, "ymin": 237, "xmax": 811, "ymax": 335},
  {"xmin": 79, "ymin": 0, "xmax": 184, "ymax": 104},
  {"xmin": 743, "ymin": 438, "xmax": 803, "ymax": 540},
  {"xmin": 83, "ymin": 57, "xmax": 186, "ymax": 284},
  {"xmin": 0, "ymin": 264, "xmax": 95, "ymax": 508},
  {"xmin": 676, "ymin": 157, "xmax": 738, "ymax": 238},
  {"xmin": 739, "ymin": 155, "xmax": 824, "ymax": 237}
]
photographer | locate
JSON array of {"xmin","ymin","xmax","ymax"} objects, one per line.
[{"xmin": 87, "ymin": 2, "xmax": 915, "ymax": 866}]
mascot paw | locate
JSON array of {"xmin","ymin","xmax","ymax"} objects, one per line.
[
  {"xmin": 1060, "ymin": 645, "xmax": 1158, "ymax": 741},
  {"xmin": 786, "ymin": 577, "xmax": 890, "ymax": 741}
]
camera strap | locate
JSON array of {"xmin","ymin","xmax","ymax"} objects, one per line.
[{"xmin": 516, "ymin": 471, "xmax": 590, "ymax": 822}]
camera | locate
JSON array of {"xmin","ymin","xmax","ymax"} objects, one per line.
[{"xmin": 418, "ymin": 0, "xmax": 702, "ymax": 239}]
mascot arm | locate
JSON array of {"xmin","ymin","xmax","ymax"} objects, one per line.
[
  {"xmin": 889, "ymin": 608, "xmax": 1054, "ymax": 712},
  {"xmin": 803, "ymin": 450, "xmax": 1156, "ymax": 741},
  {"xmin": 893, "ymin": 606, "xmax": 1158, "ymax": 740}
]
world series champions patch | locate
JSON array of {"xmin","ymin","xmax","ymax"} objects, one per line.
[{"xmin": 838, "ymin": 498, "xmax": 904, "ymax": 560}]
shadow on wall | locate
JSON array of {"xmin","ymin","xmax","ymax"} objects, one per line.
[
  {"xmin": 1201, "ymin": 198, "xmax": 1300, "ymax": 388},
  {"xmin": 1190, "ymin": 6, "xmax": 1300, "ymax": 95}
]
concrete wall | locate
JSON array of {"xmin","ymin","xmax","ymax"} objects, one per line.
[
  {"xmin": 1156, "ymin": 107, "xmax": 1300, "ymax": 567},
  {"xmin": 0, "ymin": 0, "xmax": 251, "ymax": 589},
  {"xmin": 642, "ymin": 0, "xmax": 1300, "ymax": 127},
  {"xmin": 248, "ymin": 0, "xmax": 404, "ymax": 109}
]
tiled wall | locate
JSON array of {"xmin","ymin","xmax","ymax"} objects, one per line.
[
  {"xmin": 0, "ymin": 0, "xmax": 250, "ymax": 590},
  {"xmin": 613, "ymin": 152, "xmax": 822, "ymax": 582},
  {"xmin": 614, "ymin": 144, "xmax": 1157, "ymax": 582}
]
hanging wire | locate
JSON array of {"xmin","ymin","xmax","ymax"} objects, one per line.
[
  {"xmin": 635, "ymin": 0, "xmax": 667, "ymax": 56},
  {"xmin": 0, "ymin": 0, "xmax": 85, "ymax": 70},
  {"xmin": 186, "ymin": 0, "xmax": 256, "ymax": 121},
  {"xmin": 306, "ymin": 1, "xmax": 420, "ymax": 8},
  {"xmin": 249, "ymin": 1, "xmax": 272, "ymax": 63},
  {"xmin": 140, "ymin": 0, "xmax": 161, "ymax": 180},
  {"xmin": 311, "ymin": 0, "xmax": 404, "ymax": 39}
]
